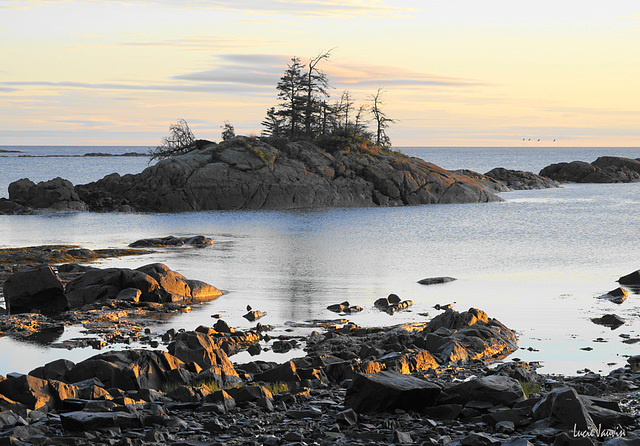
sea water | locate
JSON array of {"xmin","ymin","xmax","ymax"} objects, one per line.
[{"xmin": 1, "ymin": 145, "xmax": 640, "ymax": 376}]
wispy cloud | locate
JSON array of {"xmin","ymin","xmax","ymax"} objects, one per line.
[
  {"xmin": 119, "ymin": 34, "xmax": 259, "ymax": 51},
  {"xmin": 0, "ymin": 80, "xmax": 272, "ymax": 95},
  {"xmin": 5, "ymin": 0, "xmax": 413, "ymax": 17},
  {"xmin": 0, "ymin": 86, "xmax": 20, "ymax": 92}
]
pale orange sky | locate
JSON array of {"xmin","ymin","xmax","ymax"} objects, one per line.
[{"xmin": 0, "ymin": 1, "xmax": 638, "ymax": 147}]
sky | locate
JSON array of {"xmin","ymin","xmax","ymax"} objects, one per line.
[{"xmin": 0, "ymin": 0, "xmax": 638, "ymax": 147}]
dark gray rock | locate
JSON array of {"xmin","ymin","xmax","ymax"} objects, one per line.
[
  {"xmin": 59, "ymin": 411, "xmax": 142, "ymax": 431},
  {"xmin": 345, "ymin": 370, "xmax": 441, "ymax": 413},
  {"xmin": 532, "ymin": 386, "xmax": 596, "ymax": 430},
  {"xmin": 129, "ymin": 235, "xmax": 213, "ymax": 247},
  {"xmin": 485, "ymin": 167, "xmax": 560, "ymax": 190},
  {"xmin": 439, "ymin": 375, "xmax": 525, "ymax": 407},
  {"xmin": 3, "ymin": 265, "xmax": 69, "ymax": 315},
  {"xmin": 591, "ymin": 314, "xmax": 625, "ymax": 329}
]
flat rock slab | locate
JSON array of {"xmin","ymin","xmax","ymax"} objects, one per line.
[
  {"xmin": 418, "ymin": 276, "xmax": 457, "ymax": 285},
  {"xmin": 345, "ymin": 370, "xmax": 441, "ymax": 413},
  {"xmin": 60, "ymin": 411, "xmax": 142, "ymax": 431}
]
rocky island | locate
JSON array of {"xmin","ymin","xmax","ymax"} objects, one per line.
[{"xmin": 1, "ymin": 138, "xmax": 509, "ymax": 214}]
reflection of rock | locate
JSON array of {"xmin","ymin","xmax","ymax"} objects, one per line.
[
  {"xmin": 3, "ymin": 265, "xmax": 70, "ymax": 315},
  {"xmin": 596, "ymin": 287, "xmax": 629, "ymax": 304},
  {"xmin": 591, "ymin": 314, "xmax": 626, "ymax": 329}
]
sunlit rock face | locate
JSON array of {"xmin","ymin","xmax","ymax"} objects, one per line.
[{"xmin": 72, "ymin": 138, "xmax": 501, "ymax": 212}]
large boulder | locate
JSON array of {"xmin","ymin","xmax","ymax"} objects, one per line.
[
  {"xmin": 8, "ymin": 177, "xmax": 88, "ymax": 211},
  {"xmin": 3, "ymin": 265, "xmax": 70, "ymax": 315},
  {"xmin": 345, "ymin": 370, "xmax": 442, "ymax": 413},
  {"xmin": 532, "ymin": 387, "xmax": 596, "ymax": 431},
  {"xmin": 0, "ymin": 374, "xmax": 77, "ymax": 411},
  {"xmin": 67, "ymin": 350, "xmax": 189, "ymax": 391},
  {"xmin": 70, "ymin": 138, "xmax": 501, "ymax": 212},
  {"xmin": 64, "ymin": 263, "xmax": 221, "ymax": 307},
  {"xmin": 168, "ymin": 331, "xmax": 237, "ymax": 376}
]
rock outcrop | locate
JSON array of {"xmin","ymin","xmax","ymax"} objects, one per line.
[
  {"xmin": 540, "ymin": 156, "xmax": 640, "ymax": 183},
  {"xmin": 63, "ymin": 263, "xmax": 222, "ymax": 308},
  {"xmin": 3, "ymin": 265, "xmax": 69, "ymax": 315},
  {"xmin": 8, "ymin": 138, "xmax": 502, "ymax": 212}
]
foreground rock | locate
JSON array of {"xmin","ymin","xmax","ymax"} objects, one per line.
[
  {"xmin": 1, "ymin": 315, "xmax": 639, "ymax": 445},
  {"xmin": 3, "ymin": 266, "xmax": 69, "ymax": 315},
  {"xmin": 8, "ymin": 138, "xmax": 502, "ymax": 212},
  {"xmin": 540, "ymin": 156, "xmax": 640, "ymax": 183}
]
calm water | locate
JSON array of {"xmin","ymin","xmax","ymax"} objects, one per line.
[{"xmin": 1, "ymin": 145, "xmax": 640, "ymax": 377}]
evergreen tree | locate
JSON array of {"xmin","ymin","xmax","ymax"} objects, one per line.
[
  {"xmin": 302, "ymin": 50, "xmax": 332, "ymax": 138},
  {"xmin": 370, "ymin": 88, "xmax": 396, "ymax": 148},
  {"xmin": 276, "ymin": 57, "xmax": 306, "ymax": 138},
  {"xmin": 261, "ymin": 107, "xmax": 283, "ymax": 138}
]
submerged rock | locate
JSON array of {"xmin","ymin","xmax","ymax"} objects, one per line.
[
  {"xmin": 591, "ymin": 314, "xmax": 626, "ymax": 329},
  {"xmin": 596, "ymin": 287, "xmax": 629, "ymax": 304},
  {"xmin": 128, "ymin": 235, "xmax": 213, "ymax": 248}
]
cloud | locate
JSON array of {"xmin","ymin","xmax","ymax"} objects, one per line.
[
  {"xmin": 119, "ymin": 34, "xmax": 257, "ymax": 51},
  {"xmin": 7, "ymin": 0, "xmax": 413, "ymax": 17},
  {"xmin": 173, "ymin": 54, "xmax": 481, "ymax": 91},
  {"xmin": 0, "ymin": 80, "xmax": 272, "ymax": 95},
  {"xmin": 0, "ymin": 86, "xmax": 20, "ymax": 92}
]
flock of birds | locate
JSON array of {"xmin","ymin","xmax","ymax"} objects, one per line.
[{"xmin": 523, "ymin": 138, "xmax": 556, "ymax": 142}]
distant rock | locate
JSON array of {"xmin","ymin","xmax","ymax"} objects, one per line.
[
  {"xmin": 540, "ymin": 156, "xmax": 640, "ymax": 183},
  {"xmin": 418, "ymin": 276, "xmax": 456, "ymax": 286},
  {"xmin": 129, "ymin": 235, "xmax": 213, "ymax": 248},
  {"xmin": 484, "ymin": 167, "xmax": 560, "ymax": 190}
]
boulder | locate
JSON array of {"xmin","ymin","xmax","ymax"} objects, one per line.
[
  {"xmin": 67, "ymin": 350, "xmax": 189, "ymax": 391},
  {"xmin": 532, "ymin": 387, "xmax": 596, "ymax": 431},
  {"xmin": 484, "ymin": 167, "xmax": 560, "ymax": 190},
  {"xmin": 8, "ymin": 177, "xmax": 88, "ymax": 211},
  {"xmin": 3, "ymin": 265, "xmax": 69, "ymax": 315},
  {"xmin": 0, "ymin": 375, "xmax": 61, "ymax": 411},
  {"xmin": 64, "ymin": 264, "xmax": 221, "ymax": 307},
  {"xmin": 253, "ymin": 361, "xmax": 301, "ymax": 383},
  {"xmin": 168, "ymin": 331, "xmax": 236, "ymax": 372},
  {"xmin": 345, "ymin": 370, "xmax": 442, "ymax": 413}
]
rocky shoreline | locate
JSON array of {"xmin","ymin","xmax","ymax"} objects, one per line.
[{"xmin": 2, "ymin": 245, "xmax": 640, "ymax": 444}]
